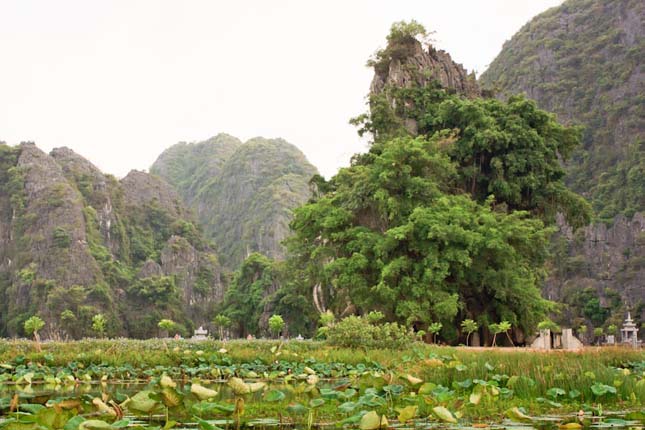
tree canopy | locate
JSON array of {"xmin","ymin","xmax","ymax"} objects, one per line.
[
  {"xmin": 288, "ymin": 136, "xmax": 555, "ymax": 340},
  {"xmin": 287, "ymin": 51, "xmax": 590, "ymax": 341},
  {"xmin": 353, "ymin": 83, "xmax": 591, "ymax": 228}
]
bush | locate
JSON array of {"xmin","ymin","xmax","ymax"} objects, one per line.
[
  {"xmin": 326, "ymin": 315, "xmax": 416, "ymax": 349},
  {"xmin": 53, "ymin": 227, "xmax": 71, "ymax": 248}
]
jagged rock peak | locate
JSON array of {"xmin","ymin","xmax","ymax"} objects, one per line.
[
  {"xmin": 120, "ymin": 169, "xmax": 188, "ymax": 219},
  {"xmin": 370, "ymin": 37, "xmax": 480, "ymax": 99},
  {"xmin": 50, "ymin": 147, "xmax": 103, "ymax": 177}
]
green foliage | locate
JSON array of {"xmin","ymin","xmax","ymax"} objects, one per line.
[
  {"xmin": 325, "ymin": 315, "xmax": 416, "ymax": 349},
  {"xmin": 129, "ymin": 276, "xmax": 178, "ymax": 304},
  {"xmin": 367, "ymin": 20, "xmax": 432, "ymax": 75},
  {"xmin": 23, "ymin": 315, "xmax": 45, "ymax": 336},
  {"xmin": 52, "ymin": 227, "xmax": 71, "ymax": 248},
  {"xmin": 355, "ymin": 83, "xmax": 591, "ymax": 228},
  {"xmin": 288, "ymin": 135, "xmax": 554, "ymax": 341},
  {"xmin": 222, "ymin": 253, "xmax": 276, "ymax": 337},
  {"xmin": 366, "ymin": 311, "xmax": 384, "ymax": 324},
  {"xmin": 537, "ymin": 319, "xmax": 561, "ymax": 333},
  {"xmin": 561, "ymin": 287, "xmax": 612, "ymax": 327},
  {"xmin": 268, "ymin": 314, "xmax": 285, "ymax": 337},
  {"xmin": 319, "ymin": 310, "xmax": 335, "ymax": 326},
  {"xmin": 594, "ymin": 141, "xmax": 645, "ymax": 222},
  {"xmin": 489, "ymin": 321, "xmax": 513, "ymax": 347},
  {"xmin": 428, "ymin": 322, "xmax": 443, "ymax": 343},
  {"xmin": 212, "ymin": 314, "xmax": 231, "ymax": 340},
  {"xmin": 194, "ymin": 257, "xmax": 218, "ymax": 297},
  {"xmin": 577, "ymin": 324, "xmax": 588, "ymax": 340},
  {"xmin": 92, "ymin": 314, "xmax": 107, "ymax": 337},
  {"xmin": 0, "ymin": 338, "xmax": 642, "ymax": 423},
  {"xmin": 480, "ymin": 0, "xmax": 644, "ymax": 220},
  {"xmin": 460, "ymin": 319, "xmax": 479, "ymax": 346},
  {"xmin": 158, "ymin": 319, "xmax": 176, "ymax": 332}
]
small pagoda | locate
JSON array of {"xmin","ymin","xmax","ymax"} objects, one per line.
[
  {"xmin": 192, "ymin": 326, "xmax": 208, "ymax": 341},
  {"xmin": 620, "ymin": 312, "xmax": 640, "ymax": 347}
]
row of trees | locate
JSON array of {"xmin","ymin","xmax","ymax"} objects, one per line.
[{"xmin": 22, "ymin": 314, "xmax": 107, "ymax": 349}]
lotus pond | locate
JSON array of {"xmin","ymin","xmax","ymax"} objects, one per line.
[{"xmin": 0, "ymin": 340, "xmax": 643, "ymax": 430}]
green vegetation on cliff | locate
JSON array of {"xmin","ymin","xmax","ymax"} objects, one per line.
[
  {"xmin": 480, "ymin": 0, "xmax": 644, "ymax": 330},
  {"xmin": 151, "ymin": 135, "xmax": 318, "ymax": 269},
  {"xmin": 277, "ymin": 22, "xmax": 591, "ymax": 344},
  {"xmin": 480, "ymin": 0, "xmax": 644, "ymax": 222},
  {"xmin": 0, "ymin": 143, "xmax": 224, "ymax": 339}
]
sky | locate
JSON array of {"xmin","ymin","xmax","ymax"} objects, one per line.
[{"xmin": 0, "ymin": 0, "xmax": 564, "ymax": 179}]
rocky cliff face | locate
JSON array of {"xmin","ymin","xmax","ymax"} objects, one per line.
[
  {"xmin": 371, "ymin": 39, "xmax": 480, "ymax": 98},
  {"xmin": 151, "ymin": 135, "xmax": 318, "ymax": 269},
  {"xmin": 548, "ymin": 213, "xmax": 645, "ymax": 326},
  {"xmin": 0, "ymin": 142, "xmax": 225, "ymax": 338},
  {"xmin": 150, "ymin": 134, "xmax": 241, "ymax": 207},
  {"xmin": 121, "ymin": 170, "xmax": 190, "ymax": 220},
  {"xmin": 369, "ymin": 37, "xmax": 480, "ymax": 135},
  {"xmin": 50, "ymin": 147, "xmax": 124, "ymax": 257}
]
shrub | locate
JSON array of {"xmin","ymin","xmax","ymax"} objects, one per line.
[
  {"xmin": 326, "ymin": 315, "xmax": 416, "ymax": 349},
  {"xmin": 53, "ymin": 227, "xmax": 71, "ymax": 248},
  {"xmin": 268, "ymin": 314, "xmax": 285, "ymax": 338}
]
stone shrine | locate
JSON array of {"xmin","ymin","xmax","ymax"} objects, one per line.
[
  {"xmin": 620, "ymin": 313, "xmax": 640, "ymax": 347},
  {"xmin": 192, "ymin": 326, "xmax": 208, "ymax": 341}
]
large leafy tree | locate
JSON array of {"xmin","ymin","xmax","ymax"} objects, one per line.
[
  {"xmin": 222, "ymin": 253, "xmax": 276, "ymax": 337},
  {"xmin": 355, "ymin": 84, "xmax": 591, "ymax": 228},
  {"xmin": 289, "ymin": 21, "xmax": 589, "ymax": 343},
  {"xmin": 222, "ymin": 253, "xmax": 318, "ymax": 338},
  {"xmin": 288, "ymin": 136, "xmax": 554, "ymax": 340}
]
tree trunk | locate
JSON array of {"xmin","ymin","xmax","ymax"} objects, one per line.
[{"xmin": 34, "ymin": 331, "xmax": 41, "ymax": 352}]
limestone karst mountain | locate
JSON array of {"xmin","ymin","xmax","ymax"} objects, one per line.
[
  {"xmin": 0, "ymin": 142, "xmax": 224, "ymax": 338},
  {"xmin": 151, "ymin": 134, "xmax": 318, "ymax": 269}
]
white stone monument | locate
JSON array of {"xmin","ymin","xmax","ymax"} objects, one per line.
[
  {"xmin": 620, "ymin": 312, "xmax": 640, "ymax": 347},
  {"xmin": 561, "ymin": 328, "xmax": 583, "ymax": 350},
  {"xmin": 192, "ymin": 326, "xmax": 208, "ymax": 341},
  {"xmin": 531, "ymin": 329, "xmax": 551, "ymax": 350}
]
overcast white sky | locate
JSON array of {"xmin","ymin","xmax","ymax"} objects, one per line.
[{"xmin": 0, "ymin": 0, "xmax": 563, "ymax": 179}]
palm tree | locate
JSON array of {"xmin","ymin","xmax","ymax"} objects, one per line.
[
  {"xmin": 428, "ymin": 322, "xmax": 443, "ymax": 344},
  {"xmin": 24, "ymin": 316, "xmax": 45, "ymax": 352},
  {"xmin": 461, "ymin": 319, "xmax": 479, "ymax": 346}
]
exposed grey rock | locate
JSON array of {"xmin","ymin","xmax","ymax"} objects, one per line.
[
  {"xmin": 371, "ymin": 40, "xmax": 480, "ymax": 99},
  {"xmin": 121, "ymin": 170, "xmax": 188, "ymax": 219}
]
